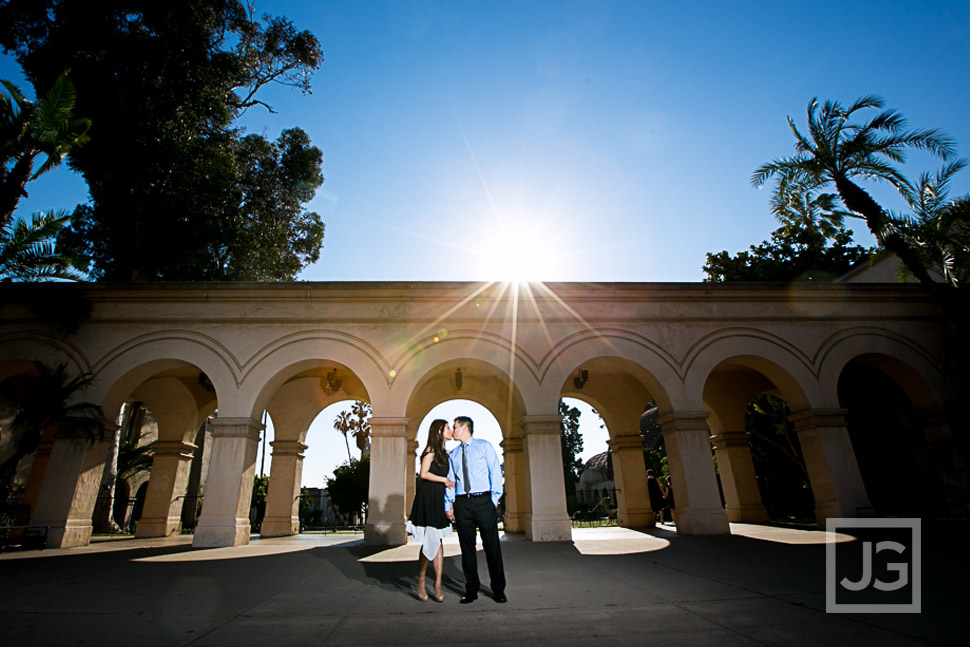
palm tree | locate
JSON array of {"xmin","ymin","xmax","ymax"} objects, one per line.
[
  {"xmin": 769, "ymin": 177, "xmax": 854, "ymax": 239},
  {"xmin": 333, "ymin": 410, "xmax": 354, "ymax": 463},
  {"xmin": 753, "ymin": 95, "xmax": 959, "ymax": 285},
  {"xmin": 0, "ymin": 70, "xmax": 92, "ymax": 228},
  {"xmin": 0, "ymin": 361, "xmax": 115, "ymax": 507},
  {"xmin": 1, "ymin": 209, "xmax": 81, "ymax": 281},
  {"xmin": 349, "ymin": 400, "xmax": 372, "ymax": 453},
  {"xmin": 885, "ymin": 160, "xmax": 970, "ymax": 287}
]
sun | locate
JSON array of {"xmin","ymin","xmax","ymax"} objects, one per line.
[{"xmin": 476, "ymin": 218, "xmax": 560, "ymax": 283}]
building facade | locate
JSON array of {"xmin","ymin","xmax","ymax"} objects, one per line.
[{"xmin": 0, "ymin": 281, "xmax": 963, "ymax": 548}]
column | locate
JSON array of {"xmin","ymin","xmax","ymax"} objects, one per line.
[
  {"xmin": 260, "ymin": 440, "xmax": 308, "ymax": 537},
  {"xmin": 30, "ymin": 433, "xmax": 114, "ymax": 548},
  {"xmin": 608, "ymin": 434, "xmax": 654, "ymax": 528},
  {"xmin": 193, "ymin": 417, "xmax": 261, "ymax": 548},
  {"xmin": 658, "ymin": 412, "xmax": 729, "ymax": 535},
  {"xmin": 710, "ymin": 430, "xmax": 769, "ymax": 523},
  {"xmin": 364, "ymin": 417, "xmax": 409, "ymax": 546},
  {"xmin": 21, "ymin": 436, "xmax": 55, "ymax": 511},
  {"xmin": 500, "ymin": 437, "xmax": 527, "ymax": 533},
  {"xmin": 520, "ymin": 415, "xmax": 571, "ymax": 541},
  {"xmin": 789, "ymin": 409, "xmax": 870, "ymax": 522},
  {"xmin": 135, "ymin": 440, "xmax": 197, "ymax": 537},
  {"xmin": 915, "ymin": 407, "xmax": 966, "ymax": 516},
  {"xmin": 405, "ymin": 439, "xmax": 419, "ymax": 514}
]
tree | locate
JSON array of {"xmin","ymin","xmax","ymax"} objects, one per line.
[
  {"xmin": 885, "ymin": 161, "xmax": 970, "ymax": 287},
  {"xmin": 752, "ymin": 96, "xmax": 959, "ymax": 285},
  {"xmin": 703, "ymin": 225, "xmax": 874, "ymax": 283},
  {"xmin": 1, "ymin": 209, "xmax": 80, "ymax": 281},
  {"xmin": 333, "ymin": 410, "xmax": 354, "ymax": 463},
  {"xmin": 0, "ymin": 69, "xmax": 90, "ymax": 228},
  {"xmin": 349, "ymin": 401, "xmax": 372, "ymax": 453},
  {"xmin": 333, "ymin": 401, "xmax": 372, "ymax": 463},
  {"xmin": 0, "ymin": 70, "xmax": 90, "ymax": 280},
  {"xmin": 559, "ymin": 400, "xmax": 583, "ymax": 493},
  {"xmin": 0, "ymin": 0, "xmax": 324, "ymax": 281},
  {"xmin": 0, "ymin": 360, "xmax": 115, "ymax": 506},
  {"xmin": 326, "ymin": 454, "xmax": 369, "ymax": 525}
]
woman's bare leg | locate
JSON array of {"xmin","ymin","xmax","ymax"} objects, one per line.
[
  {"xmin": 417, "ymin": 550, "xmax": 429, "ymax": 599},
  {"xmin": 432, "ymin": 542, "xmax": 444, "ymax": 598}
]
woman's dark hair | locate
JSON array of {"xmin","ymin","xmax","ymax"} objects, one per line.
[{"xmin": 423, "ymin": 419, "xmax": 449, "ymax": 473}]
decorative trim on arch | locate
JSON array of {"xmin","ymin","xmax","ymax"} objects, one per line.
[
  {"xmin": 390, "ymin": 328, "xmax": 542, "ymax": 384},
  {"xmin": 682, "ymin": 327, "xmax": 815, "ymax": 378},
  {"xmin": 813, "ymin": 326, "xmax": 941, "ymax": 372},
  {"xmin": 91, "ymin": 329, "xmax": 241, "ymax": 384},
  {"xmin": 241, "ymin": 330, "xmax": 391, "ymax": 386},
  {"xmin": 537, "ymin": 328, "xmax": 681, "ymax": 382},
  {"xmin": 0, "ymin": 331, "xmax": 92, "ymax": 375}
]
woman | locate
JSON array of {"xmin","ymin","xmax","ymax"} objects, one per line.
[{"xmin": 405, "ymin": 419, "xmax": 455, "ymax": 602}]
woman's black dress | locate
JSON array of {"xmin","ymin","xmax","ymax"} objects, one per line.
[{"xmin": 406, "ymin": 451, "xmax": 453, "ymax": 560}]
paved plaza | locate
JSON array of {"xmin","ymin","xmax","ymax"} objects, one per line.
[{"xmin": 1, "ymin": 522, "xmax": 965, "ymax": 646}]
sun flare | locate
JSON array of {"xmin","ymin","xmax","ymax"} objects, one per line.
[{"xmin": 476, "ymin": 219, "xmax": 559, "ymax": 284}]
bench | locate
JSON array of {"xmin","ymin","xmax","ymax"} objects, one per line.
[{"xmin": 0, "ymin": 525, "xmax": 49, "ymax": 552}]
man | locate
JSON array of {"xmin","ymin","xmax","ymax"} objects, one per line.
[{"xmin": 445, "ymin": 415, "xmax": 507, "ymax": 603}]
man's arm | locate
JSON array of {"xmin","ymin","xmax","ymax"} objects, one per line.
[
  {"xmin": 444, "ymin": 452, "xmax": 457, "ymax": 515},
  {"xmin": 485, "ymin": 441, "xmax": 503, "ymax": 508}
]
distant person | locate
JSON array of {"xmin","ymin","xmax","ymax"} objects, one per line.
[
  {"xmin": 646, "ymin": 469, "xmax": 665, "ymax": 524},
  {"xmin": 405, "ymin": 419, "xmax": 455, "ymax": 602},
  {"xmin": 445, "ymin": 416, "xmax": 507, "ymax": 604},
  {"xmin": 663, "ymin": 474, "xmax": 676, "ymax": 523}
]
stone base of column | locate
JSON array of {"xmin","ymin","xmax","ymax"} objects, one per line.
[
  {"xmin": 364, "ymin": 518, "xmax": 407, "ymax": 546},
  {"xmin": 38, "ymin": 518, "xmax": 92, "ymax": 549},
  {"xmin": 618, "ymin": 507, "xmax": 655, "ymax": 529},
  {"xmin": 525, "ymin": 512, "xmax": 571, "ymax": 541},
  {"xmin": 260, "ymin": 515, "xmax": 300, "ymax": 537},
  {"xmin": 725, "ymin": 504, "xmax": 769, "ymax": 523},
  {"xmin": 675, "ymin": 506, "xmax": 730, "ymax": 535},
  {"xmin": 192, "ymin": 517, "xmax": 252, "ymax": 547},
  {"xmin": 504, "ymin": 511, "xmax": 526, "ymax": 533},
  {"xmin": 134, "ymin": 516, "xmax": 180, "ymax": 538}
]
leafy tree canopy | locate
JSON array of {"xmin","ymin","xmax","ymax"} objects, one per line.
[
  {"xmin": 703, "ymin": 225, "xmax": 875, "ymax": 283},
  {"xmin": 326, "ymin": 454, "xmax": 369, "ymax": 522},
  {"xmin": 0, "ymin": 0, "xmax": 325, "ymax": 281},
  {"xmin": 559, "ymin": 400, "xmax": 583, "ymax": 492}
]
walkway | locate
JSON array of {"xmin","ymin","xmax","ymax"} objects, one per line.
[{"xmin": 1, "ymin": 523, "xmax": 964, "ymax": 645}]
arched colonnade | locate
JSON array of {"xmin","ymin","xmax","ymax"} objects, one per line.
[{"xmin": 0, "ymin": 281, "xmax": 957, "ymax": 548}]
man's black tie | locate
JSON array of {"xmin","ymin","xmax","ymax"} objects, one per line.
[{"xmin": 462, "ymin": 443, "xmax": 470, "ymax": 494}]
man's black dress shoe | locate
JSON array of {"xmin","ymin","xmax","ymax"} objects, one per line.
[
  {"xmin": 459, "ymin": 594, "xmax": 477, "ymax": 604},
  {"xmin": 493, "ymin": 592, "xmax": 507, "ymax": 603}
]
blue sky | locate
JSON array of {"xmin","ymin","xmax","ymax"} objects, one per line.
[
  {"xmin": 5, "ymin": 1, "xmax": 970, "ymax": 283},
  {"xmin": 4, "ymin": 1, "xmax": 969, "ymax": 482}
]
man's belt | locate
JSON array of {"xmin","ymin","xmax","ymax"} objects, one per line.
[{"xmin": 456, "ymin": 492, "xmax": 490, "ymax": 498}]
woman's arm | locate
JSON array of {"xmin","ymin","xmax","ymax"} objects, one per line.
[{"xmin": 420, "ymin": 451, "xmax": 455, "ymax": 488}]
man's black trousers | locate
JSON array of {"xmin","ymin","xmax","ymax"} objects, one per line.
[{"xmin": 454, "ymin": 494, "xmax": 505, "ymax": 596}]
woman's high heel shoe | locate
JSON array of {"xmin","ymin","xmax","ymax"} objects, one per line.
[{"xmin": 432, "ymin": 586, "xmax": 444, "ymax": 602}]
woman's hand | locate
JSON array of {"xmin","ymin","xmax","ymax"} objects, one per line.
[{"xmin": 444, "ymin": 478, "xmax": 455, "ymax": 488}]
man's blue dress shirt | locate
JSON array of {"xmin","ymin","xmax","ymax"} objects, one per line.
[{"xmin": 445, "ymin": 437, "xmax": 502, "ymax": 510}]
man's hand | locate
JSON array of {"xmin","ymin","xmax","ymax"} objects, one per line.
[{"xmin": 446, "ymin": 509, "xmax": 455, "ymax": 521}]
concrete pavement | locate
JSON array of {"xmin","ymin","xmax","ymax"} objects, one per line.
[{"xmin": 0, "ymin": 522, "xmax": 965, "ymax": 646}]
